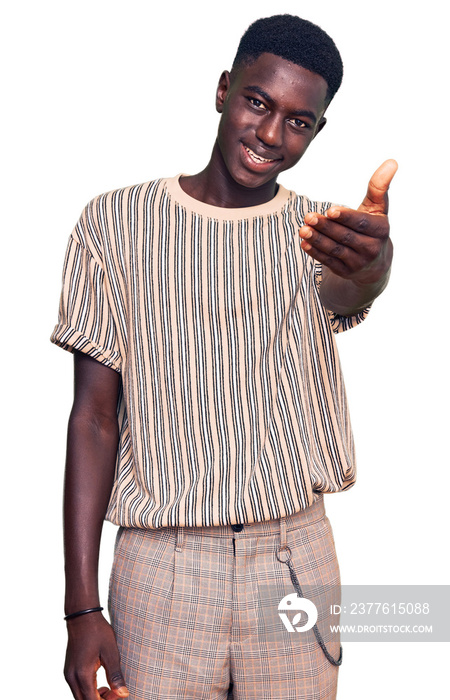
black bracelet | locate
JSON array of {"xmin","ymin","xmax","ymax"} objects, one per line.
[{"xmin": 64, "ymin": 606, "xmax": 104, "ymax": 621}]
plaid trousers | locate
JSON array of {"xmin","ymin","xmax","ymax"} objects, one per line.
[{"xmin": 109, "ymin": 495, "xmax": 341, "ymax": 700}]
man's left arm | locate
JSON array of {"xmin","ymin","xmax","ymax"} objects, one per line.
[{"xmin": 299, "ymin": 159, "xmax": 398, "ymax": 316}]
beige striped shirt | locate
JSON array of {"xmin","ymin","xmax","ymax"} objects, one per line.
[{"xmin": 51, "ymin": 175, "xmax": 370, "ymax": 528}]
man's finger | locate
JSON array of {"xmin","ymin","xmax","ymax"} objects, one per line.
[
  {"xmin": 304, "ymin": 209, "xmax": 389, "ymax": 240},
  {"xmin": 358, "ymin": 159, "xmax": 398, "ymax": 216},
  {"xmin": 98, "ymin": 687, "xmax": 128, "ymax": 700},
  {"xmin": 104, "ymin": 657, "xmax": 129, "ymax": 698}
]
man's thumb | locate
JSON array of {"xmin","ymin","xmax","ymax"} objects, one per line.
[
  {"xmin": 358, "ymin": 159, "xmax": 398, "ymax": 215},
  {"xmin": 100, "ymin": 665, "xmax": 129, "ymax": 698},
  {"xmin": 98, "ymin": 680, "xmax": 129, "ymax": 699},
  {"xmin": 109, "ymin": 669, "xmax": 129, "ymax": 696}
]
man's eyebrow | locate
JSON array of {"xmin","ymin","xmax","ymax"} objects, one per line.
[
  {"xmin": 244, "ymin": 85, "xmax": 273, "ymax": 103},
  {"xmin": 243, "ymin": 84, "xmax": 318, "ymax": 122}
]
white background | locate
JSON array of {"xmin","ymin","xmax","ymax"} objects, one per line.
[{"xmin": 2, "ymin": 0, "xmax": 449, "ymax": 697}]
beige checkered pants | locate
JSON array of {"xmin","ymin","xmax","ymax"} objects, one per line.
[{"xmin": 109, "ymin": 495, "xmax": 341, "ymax": 699}]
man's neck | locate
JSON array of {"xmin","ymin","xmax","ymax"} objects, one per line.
[{"xmin": 179, "ymin": 141, "xmax": 279, "ymax": 209}]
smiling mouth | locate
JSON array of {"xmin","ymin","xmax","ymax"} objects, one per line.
[{"xmin": 244, "ymin": 145, "xmax": 280, "ymax": 164}]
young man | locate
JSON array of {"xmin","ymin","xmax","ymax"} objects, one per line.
[{"xmin": 51, "ymin": 14, "xmax": 397, "ymax": 700}]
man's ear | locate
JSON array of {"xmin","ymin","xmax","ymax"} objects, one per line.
[
  {"xmin": 216, "ymin": 70, "xmax": 231, "ymax": 114},
  {"xmin": 313, "ymin": 116, "xmax": 327, "ymax": 139}
]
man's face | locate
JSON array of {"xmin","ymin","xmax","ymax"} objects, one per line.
[{"xmin": 216, "ymin": 53, "xmax": 329, "ymax": 190}]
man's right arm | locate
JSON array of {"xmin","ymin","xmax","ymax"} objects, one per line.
[{"xmin": 63, "ymin": 350, "xmax": 129, "ymax": 700}]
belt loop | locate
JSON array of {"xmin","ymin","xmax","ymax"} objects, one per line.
[
  {"xmin": 175, "ymin": 526, "xmax": 184, "ymax": 552},
  {"xmin": 279, "ymin": 515, "xmax": 287, "ymax": 549}
]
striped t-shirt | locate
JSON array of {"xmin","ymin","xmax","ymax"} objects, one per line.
[{"xmin": 51, "ymin": 174, "xmax": 370, "ymax": 529}]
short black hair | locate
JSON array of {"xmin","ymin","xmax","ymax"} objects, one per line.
[{"xmin": 232, "ymin": 15, "xmax": 343, "ymax": 104}]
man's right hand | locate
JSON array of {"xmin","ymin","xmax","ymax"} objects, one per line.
[{"xmin": 64, "ymin": 612, "xmax": 129, "ymax": 700}]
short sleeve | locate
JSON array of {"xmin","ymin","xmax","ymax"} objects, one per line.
[
  {"xmin": 50, "ymin": 228, "xmax": 122, "ymax": 372},
  {"xmin": 314, "ymin": 260, "xmax": 372, "ymax": 333}
]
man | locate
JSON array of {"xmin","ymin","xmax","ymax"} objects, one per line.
[{"xmin": 51, "ymin": 14, "xmax": 397, "ymax": 700}]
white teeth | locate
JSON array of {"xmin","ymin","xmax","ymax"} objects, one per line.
[{"xmin": 245, "ymin": 146, "xmax": 275, "ymax": 163}]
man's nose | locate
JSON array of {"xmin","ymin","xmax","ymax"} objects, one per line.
[{"xmin": 255, "ymin": 115, "xmax": 283, "ymax": 148}]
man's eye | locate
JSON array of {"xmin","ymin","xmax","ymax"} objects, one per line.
[
  {"xmin": 248, "ymin": 98, "xmax": 266, "ymax": 109},
  {"xmin": 289, "ymin": 118, "xmax": 307, "ymax": 129}
]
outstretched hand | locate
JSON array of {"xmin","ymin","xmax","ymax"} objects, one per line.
[{"xmin": 299, "ymin": 159, "xmax": 398, "ymax": 285}]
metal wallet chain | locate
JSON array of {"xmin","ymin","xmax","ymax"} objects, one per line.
[{"xmin": 276, "ymin": 545, "xmax": 343, "ymax": 667}]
